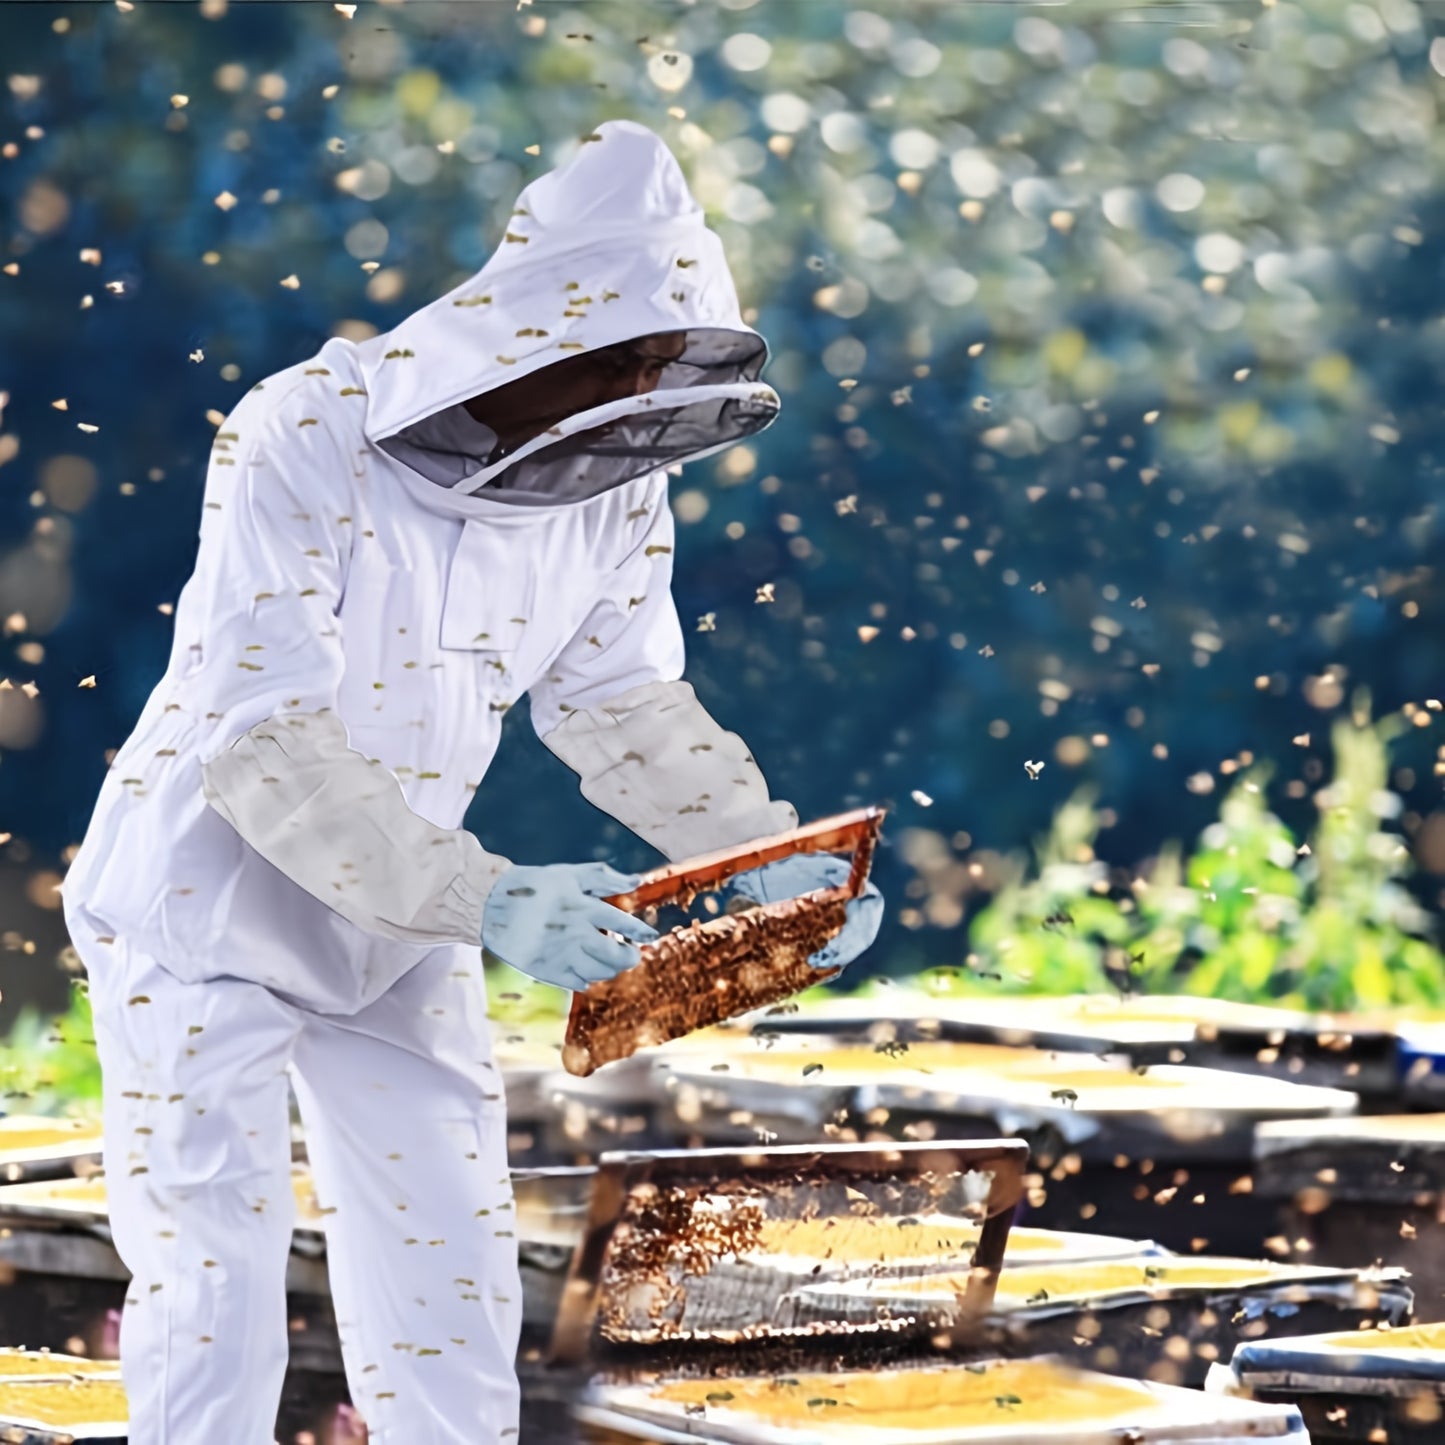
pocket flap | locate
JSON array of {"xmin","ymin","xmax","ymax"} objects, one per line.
[{"xmin": 440, "ymin": 520, "xmax": 536, "ymax": 653}]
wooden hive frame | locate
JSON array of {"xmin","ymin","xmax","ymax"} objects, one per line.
[
  {"xmin": 562, "ymin": 806, "xmax": 885, "ymax": 1078},
  {"xmin": 549, "ymin": 1137, "xmax": 1029, "ymax": 1367}
]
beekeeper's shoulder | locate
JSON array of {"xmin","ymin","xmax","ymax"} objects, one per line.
[{"xmin": 215, "ymin": 349, "xmax": 363, "ymax": 510}]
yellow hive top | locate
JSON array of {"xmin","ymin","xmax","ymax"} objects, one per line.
[
  {"xmin": 0, "ymin": 1350, "xmax": 118, "ymax": 1379},
  {"xmin": 788, "ymin": 991, "xmax": 1345, "ymax": 1034},
  {"xmin": 1041, "ymin": 996, "xmax": 1315, "ymax": 1031},
  {"xmin": 691, "ymin": 1045, "xmax": 1345, "ymax": 1113},
  {"xmin": 0, "ymin": 1378, "xmax": 128, "ymax": 1426},
  {"xmin": 0, "ymin": 1116, "xmax": 103, "ymax": 1157},
  {"xmin": 754, "ymin": 1217, "xmax": 1106, "ymax": 1265},
  {"xmin": 0, "ymin": 1167, "xmax": 562, "ymax": 1240},
  {"xmin": 1311, "ymin": 1323, "xmax": 1445, "ymax": 1353},
  {"xmin": 1263, "ymin": 1114, "xmax": 1445, "ymax": 1144},
  {"xmin": 716, "ymin": 1041, "xmax": 1068, "ymax": 1076},
  {"xmin": 850, "ymin": 1258, "xmax": 1336, "ymax": 1308},
  {"xmin": 718, "ymin": 1041, "xmax": 1170, "ymax": 1087},
  {"xmin": 756, "ymin": 1216, "xmax": 981, "ymax": 1264},
  {"xmin": 650, "ymin": 1359, "xmax": 1165, "ymax": 1433},
  {"xmin": 999, "ymin": 1228, "xmax": 1101, "ymax": 1257}
]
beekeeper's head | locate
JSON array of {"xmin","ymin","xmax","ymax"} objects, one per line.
[
  {"xmin": 462, "ymin": 330, "xmax": 690, "ymax": 458},
  {"xmin": 357, "ymin": 120, "xmax": 781, "ymax": 507}
]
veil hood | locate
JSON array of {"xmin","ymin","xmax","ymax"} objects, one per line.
[{"xmin": 354, "ymin": 120, "xmax": 780, "ymax": 510}]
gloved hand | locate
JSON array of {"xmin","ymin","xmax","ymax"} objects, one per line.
[
  {"xmin": 481, "ymin": 861, "xmax": 658, "ymax": 992},
  {"xmin": 730, "ymin": 854, "xmax": 884, "ymax": 974}
]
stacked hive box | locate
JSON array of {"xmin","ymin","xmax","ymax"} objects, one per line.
[{"xmin": 1210, "ymin": 1321, "xmax": 1445, "ymax": 1443}]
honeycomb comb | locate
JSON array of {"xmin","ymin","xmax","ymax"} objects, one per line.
[{"xmin": 561, "ymin": 806, "xmax": 885, "ymax": 1077}]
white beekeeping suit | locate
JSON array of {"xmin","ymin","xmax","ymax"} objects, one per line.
[{"xmin": 61, "ymin": 119, "xmax": 797, "ymax": 1445}]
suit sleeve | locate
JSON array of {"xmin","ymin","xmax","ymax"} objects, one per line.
[
  {"xmin": 194, "ymin": 409, "xmax": 511, "ymax": 945},
  {"xmin": 527, "ymin": 475, "xmax": 798, "ymax": 864}
]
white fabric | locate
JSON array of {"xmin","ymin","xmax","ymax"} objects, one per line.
[
  {"xmin": 61, "ymin": 118, "xmax": 779, "ymax": 1440},
  {"xmin": 539, "ymin": 679, "xmax": 798, "ymax": 863},
  {"xmin": 357, "ymin": 118, "xmax": 779, "ymax": 506},
  {"xmin": 68, "ymin": 902, "xmax": 522, "ymax": 1445},
  {"xmin": 201, "ymin": 710, "xmax": 511, "ymax": 947}
]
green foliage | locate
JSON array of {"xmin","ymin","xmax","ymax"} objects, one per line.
[
  {"xmin": 483, "ymin": 960, "xmax": 573, "ymax": 1025},
  {"xmin": 0, "ymin": 977, "xmax": 103, "ymax": 1117},
  {"xmin": 957, "ymin": 688, "xmax": 1445, "ymax": 1013}
]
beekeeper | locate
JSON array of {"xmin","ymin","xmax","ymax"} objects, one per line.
[{"xmin": 61, "ymin": 119, "xmax": 883, "ymax": 1444}]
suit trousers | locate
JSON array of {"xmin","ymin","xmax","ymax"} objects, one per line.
[{"xmin": 65, "ymin": 902, "xmax": 523, "ymax": 1445}]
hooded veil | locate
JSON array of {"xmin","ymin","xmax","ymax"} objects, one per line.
[{"xmin": 353, "ymin": 119, "xmax": 782, "ymax": 507}]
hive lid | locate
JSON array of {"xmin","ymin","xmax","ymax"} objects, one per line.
[
  {"xmin": 659, "ymin": 1042, "xmax": 1359, "ymax": 1153},
  {"xmin": 1257, "ymin": 1112, "xmax": 1445, "ymax": 1150},
  {"xmin": 759, "ymin": 991, "xmax": 1389, "ymax": 1045},
  {"xmin": 754, "ymin": 994, "xmax": 1399, "ymax": 1097},
  {"xmin": 580, "ymin": 1356, "xmax": 1309, "ymax": 1443},
  {"xmin": 0, "ymin": 1376, "xmax": 127, "ymax": 1437},
  {"xmin": 0, "ymin": 1116, "xmax": 104, "ymax": 1171},
  {"xmin": 0, "ymin": 1351, "xmax": 119, "ymax": 1381},
  {"xmin": 1222, "ymin": 1321, "xmax": 1445, "ymax": 1394},
  {"xmin": 756, "ymin": 992, "xmax": 1201, "ymax": 1048},
  {"xmin": 783, "ymin": 1255, "xmax": 1410, "ymax": 1330},
  {"xmin": 550, "ymin": 1138, "xmax": 1028, "ymax": 1365}
]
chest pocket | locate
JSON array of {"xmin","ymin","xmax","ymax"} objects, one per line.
[{"xmin": 439, "ymin": 519, "xmax": 541, "ymax": 660}]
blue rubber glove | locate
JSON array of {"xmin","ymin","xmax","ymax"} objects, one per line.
[
  {"xmin": 481, "ymin": 861, "xmax": 658, "ymax": 992},
  {"xmin": 730, "ymin": 854, "xmax": 884, "ymax": 974}
]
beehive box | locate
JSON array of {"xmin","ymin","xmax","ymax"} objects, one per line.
[
  {"xmin": 578, "ymin": 1356, "xmax": 1310, "ymax": 1443},
  {"xmin": 783, "ymin": 1254, "xmax": 1411, "ymax": 1388},
  {"xmin": 0, "ymin": 1353, "xmax": 125, "ymax": 1442},
  {"xmin": 655, "ymin": 1037, "xmax": 1358, "ymax": 1153},
  {"xmin": 517, "ymin": 1150, "xmax": 1120, "ymax": 1445},
  {"xmin": 539, "ymin": 1050, "xmax": 688, "ymax": 1162},
  {"xmin": 0, "ymin": 1116, "xmax": 105, "ymax": 1184},
  {"xmin": 758, "ymin": 992, "xmax": 1398, "ymax": 1098},
  {"xmin": 652, "ymin": 1033, "xmax": 1358, "ymax": 1256},
  {"xmin": 1209, "ymin": 1321, "xmax": 1445, "ymax": 1442},
  {"xmin": 496, "ymin": 1023, "xmax": 685, "ymax": 1165},
  {"xmin": 1254, "ymin": 1115, "xmax": 1445, "ymax": 1325},
  {"xmin": 550, "ymin": 1138, "xmax": 1030, "ymax": 1368},
  {"xmin": 0, "ymin": 1169, "xmax": 342, "ymax": 1390}
]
